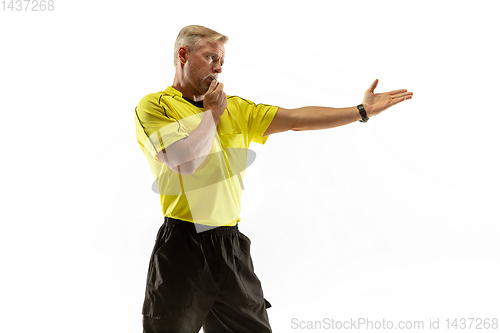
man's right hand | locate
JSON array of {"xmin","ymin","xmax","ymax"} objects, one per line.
[
  {"xmin": 157, "ymin": 79, "xmax": 226, "ymax": 175},
  {"xmin": 203, "ymin": 79, "xmax": 227, "ymax": 121}
]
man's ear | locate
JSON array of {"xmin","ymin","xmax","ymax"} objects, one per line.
[{"xmin": 178, "ymin": 46, "xmax": 188, "ymax": 65}]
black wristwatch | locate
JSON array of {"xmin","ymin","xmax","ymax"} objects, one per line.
[{"xmin": 357, "ymin": 104, "xmax": 369, "ymax": 123}]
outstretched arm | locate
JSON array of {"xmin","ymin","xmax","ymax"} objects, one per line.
[{"xmin": 263, "ymin": 79, "xmax": 413, "ymax": 136}]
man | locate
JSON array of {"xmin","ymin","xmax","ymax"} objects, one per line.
[{"xmin": 135, "ymin": 25, "xmax": 413, "ymax": 333}]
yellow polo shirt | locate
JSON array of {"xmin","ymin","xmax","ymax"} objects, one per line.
[{"xmin": 135, "ymin": 86, "xmax": 279, "ymax": 227}]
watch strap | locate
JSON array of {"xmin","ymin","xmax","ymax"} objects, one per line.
[{"xmin": 357, "ymin": 104, "xmax": 369, "ymax": 123}]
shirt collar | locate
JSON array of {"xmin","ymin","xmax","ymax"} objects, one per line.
[
  {"xmin": 165, "ymin": 86, "xmax": 182, "ymax": 97},
  {"xmin": 166, "ymin": 86, "xmax": 205, "ymax": 108}
]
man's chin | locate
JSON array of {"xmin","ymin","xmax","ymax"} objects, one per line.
[
  {"xmin": 200, "ymin": 82, "xmax": 211, "ymax": 94},
  {"xmin": 201, "ymin": 85, "xmax": 210, "ymax": 94},
  {"xmin": 197, "ymin": 78, "xmax": 215, "ymax": 95},
  {"xmin": 205, "ymin": 77, "xmax": 213, "ymax": 85}
]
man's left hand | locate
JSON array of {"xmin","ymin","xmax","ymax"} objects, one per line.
[{"xmin": 362, "ymin": 79, "xmax": 413, "ymax": 118}]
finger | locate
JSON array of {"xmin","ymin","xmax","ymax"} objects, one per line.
[
  {"xmin": 215, "ymin": 82, "xmax": 224, "ymax": 92},
  {"xmin": 392, "ymin": 95, "xmax": 413, "ymax": 105},
  {"xmin": 388, "ymin": 89, "xmax": 408, "ymax": 95},
  {"xmin": 207, "ymin": 79, "xmax": 218, "ymax": 93},
  {"xmin": 367, "ymin": 79, "xmax": 379, "ymax": 93},
  {"xmin": 391, "ymin": 92, "xmax": 413, "ymax": 99}
]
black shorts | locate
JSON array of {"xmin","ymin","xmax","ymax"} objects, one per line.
[{"xmin": 142, "ymin": 217, "xmax": 272, "ymax": 333}]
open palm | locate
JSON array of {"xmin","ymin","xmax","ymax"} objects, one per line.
[{"xmin": 362, "ymin": 79, "xmax": 413, "ymax": 117}]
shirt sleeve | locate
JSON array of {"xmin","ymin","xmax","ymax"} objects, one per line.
[
  {"xmin": 135, "ymin": 93, "xmax": 189, "ymax": 161},
  {"xmin": 245, "ymin": 101, "xmax": 279, "ymax": 145}
]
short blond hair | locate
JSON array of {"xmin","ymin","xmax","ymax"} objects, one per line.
[{"xmin": 173, "ymin": 25, "xmax": 229, "ymax": 66}]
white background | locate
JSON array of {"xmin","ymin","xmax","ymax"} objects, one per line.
[{"xmin": 1, "ymin": 0, "xmax": 499, "ymax": 332}]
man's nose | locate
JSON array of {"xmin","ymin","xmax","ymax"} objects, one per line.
[{"xmin": 213, "ymin": 61, "xmax": 222, "ymax": 74}]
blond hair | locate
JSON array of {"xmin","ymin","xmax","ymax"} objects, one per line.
[{"xmin": 173, "ymin": 25, "xmax": 229, "ymax": 66}]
